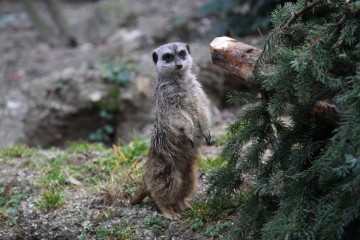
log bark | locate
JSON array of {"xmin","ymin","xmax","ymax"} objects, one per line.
[{"xmin": 209, "ymin": 36, "xmax": 262, "ymax": 80}]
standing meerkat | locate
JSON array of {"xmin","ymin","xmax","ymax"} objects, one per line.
[{"xmin": 130, "ymin": 42, "xmax": 211, "ymax": 220}]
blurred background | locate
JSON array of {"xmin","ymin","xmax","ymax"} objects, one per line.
[{"xmin": 0, "ymin": 0, "xmax": 288, "ymax": 149}]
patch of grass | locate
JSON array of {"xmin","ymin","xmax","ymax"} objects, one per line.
[
  {"xmin": 90, "ymin": 136, "xmax": 148, "ymax": 183},
  {"xmin": 66, "ymin": 141, "xmax": 106, "ymax": 153},
  {"xmin": 183, "ymin": 199, "xmax": 212, "ymax": 222},
  {"xmin": 0, "ymin": 207, "xmax": 6, "ymax": 224},
  {"xmin": 80, "ymin": 217, "xmax": 134, "ymax": 240},
  {"xmin": 121, "ymin": 182, "xmax": 139, "ymax": 196},
  {"xmin": 37, "ymin": 189, "xmax": 64, "ymax": 210},
  {"xmin": 213, "ymin": 133, "xmax": 229, "ymax": 146},
  {"xmin": 207, "ymin": 192, "xmax": 247, "ymax": 220},
  {"xmin": 0, "ymin": 195, "xmax": 17, "ymax": 210},
  {"xmin": 117, "ymin": 135, "xmax": 149, "ymax": 163},
  {"xmin": 97, "ymin": 206, "xmax": 117, "ymax": 221},
  {"xmin": 0, "ymin": 182, "xmax": 29, "ymax": 226},
  {"xmin": 79, "ymin": 222, "xmax": 94, "ymax": 239},
  {"xmin": 196, "ymin": 156, "xmax": 226, "ymax": 172},
  {"xmin": 95, "ymin": 223, "xmax": 133, "ymax": 240},
  {"xmin": 39, "ymin": 155, "xmax": 68, "ymax": 187},
  {"xmin": 183, "ymin": 198, "xmax": 234, "ymax": 234},
  {"xmin": 205, "ymin": 222, "xmax": 229, "ymax": 237},
  {"xmin": 0, "ymin": 144, "xmax": 36, "ymax": 158},
  {"xmin": 190, "ymin": 218, "xmax": 205, "ymax": 232},
  {"xmin": 143, "ymin": 215, "xmax": 168, "ymax": 230},
  {"xmin": 183, "ymin": 199, "xmax": 213, "ymax": 232}
]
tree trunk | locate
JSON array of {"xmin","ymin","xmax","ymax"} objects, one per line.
[
  {"xmin": 44, "ymin": 0, "xmax": 77, "ymax": 47},
  {"xmin": 22, "ymin": 0, "xmax": 53, "ymax": 42}
]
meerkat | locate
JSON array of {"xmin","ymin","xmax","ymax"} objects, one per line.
[{"xmin": 130, "ymin": 42, "xmax": 211, "ymax": 220}]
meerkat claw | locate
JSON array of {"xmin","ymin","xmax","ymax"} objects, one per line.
[
  {"xmin": 187, "ymin": 139, "xmax": 195, "ymax": 148},
  {"xmin": 205, "ymin": 133, "xmax": 211, "ymax": 145}
]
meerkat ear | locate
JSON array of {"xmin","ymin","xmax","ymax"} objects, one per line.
[
  {"xmin": 152, "ymin": 52, "xmax": 158, "ymax": 64},
  {"xmin": 186, "ymin": 44, "xmax": 190, "ymax": 54}
]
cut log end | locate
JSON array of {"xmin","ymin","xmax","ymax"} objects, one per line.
[{"xmin": 209, "ymin": 36, "xmax": 262, "ymax": 80}]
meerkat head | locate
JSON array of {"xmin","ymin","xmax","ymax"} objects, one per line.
[{"xmin": 152, "ymin": 42, "xmax": 192, "ymax": 75}]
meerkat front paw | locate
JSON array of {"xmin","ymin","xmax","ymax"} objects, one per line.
[
  {"xmin": 204, "ymin": 132, "xmax": 211, "ymax": 145},
  {"xmin": 163, "ymin": 211, "xmax": 181, "ymax": 220}
]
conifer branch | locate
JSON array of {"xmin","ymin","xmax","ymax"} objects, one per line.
[
  {"xmin": 253, "ymin": 0, "xmax": 325, "ymax": 75},
  {"xmin": 280, "ymin": 0, "xmax": 324, "ymax": 32},
  {"xmin": 331, "ymin": 0, "xmax": 354, "ymax": 46},
  {"xmin": 209, "ymin": 0, "xmax": 360, "ymax": 238}
]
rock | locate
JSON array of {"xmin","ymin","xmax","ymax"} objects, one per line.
[
  {"xmin": 5, "ymin": 65, "xmax": 109, "ymax": 148},
  {"xmin": 0, "ymin": 106, "xmax": 26, "ymax": 149},
  {"xmin": 115, "ymin": 75, "xmax": 155, "ymax": 142},
  {"xmin": 0, "ymin": 45, "xmax": 159, "ymax": 148},
  {"xmin": 0, "ymin": 62, "xmax": 153, "ymax": 148},
  {"xmin": 69, "ymin": 0, "xmax": 136, "ymax": 44}
]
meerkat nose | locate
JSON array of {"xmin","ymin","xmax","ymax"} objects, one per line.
[{"xmin": 176, "ymin": 64, "xmax": 183, "ymax": 69}]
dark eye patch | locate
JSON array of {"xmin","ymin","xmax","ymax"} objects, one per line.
[
  {"xmin": 162, "ymin": 53, "xmax": 173, "ymax": 62},
  {"xmin": 179, "ymin": 50, "xmax": 186, "ymax": 59},
  {"xmin": 152, "ymin": 52, "xmax": 158, "ymax": 64}
]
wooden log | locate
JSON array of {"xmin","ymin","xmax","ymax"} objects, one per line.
[
  {"xmin": 210, "ymin": 36, "xmax": 340, "ymax": 122},
  {"xmin": 209, "ymin": 36, "xmax": 262, "ymax": 81}
]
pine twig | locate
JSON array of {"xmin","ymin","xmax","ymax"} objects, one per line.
[
  {"xmin": 330, "ymin": 0, "xmax": 354, "ymax": 46},
  {"xmin": 254, "ymin": 0, "xmax": 324, "ymax": 75},
  {"xmin": 280, "ymin": 0, "xmax": 324, "ymax": 32}
]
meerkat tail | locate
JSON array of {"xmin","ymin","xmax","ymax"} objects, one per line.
[{"xmin": 130, "ymin": 188, "xmax": 148, "ymax": 205}]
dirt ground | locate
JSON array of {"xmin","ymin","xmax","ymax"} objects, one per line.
[{"xmin": 0, "ymin": 141, "xmax": 239, "ymax": 239}]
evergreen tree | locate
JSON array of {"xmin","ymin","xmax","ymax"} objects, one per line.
[
  {"xmin": 200, "ymin": 0, "xmax": 296, "ymax": 36},
  {"xmin": 209, "ymin": 0, "xmax": 360, "ymax": 239}
]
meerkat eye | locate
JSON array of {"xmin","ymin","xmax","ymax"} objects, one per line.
[
  {"xmin": 179, "ymin": 50, "xmax": 186, "ymax": 59},
  {"xmin": 162, "ymin": 53, "xmax": 173, "ymax": 62}
]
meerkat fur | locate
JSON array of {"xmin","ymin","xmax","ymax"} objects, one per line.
[{"xmin": 130, "ymin": 42, "xmax": 211, "ymax": 220}]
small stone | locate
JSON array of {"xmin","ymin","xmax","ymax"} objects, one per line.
[{"xmin": 89, "ymin": 91, "xmax": 102, "ymax": 102}]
